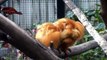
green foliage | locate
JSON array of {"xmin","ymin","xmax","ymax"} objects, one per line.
[
  {"xmin": 66, "ymin": 4, "xmax": 107, "ymax": 60},
  {"xmin": 71, "ymin": 47, "xmax": 107, "ymax": 60}
]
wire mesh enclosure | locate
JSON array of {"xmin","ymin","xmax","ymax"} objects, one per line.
[
  {"xmin": 73, "ymin": 0, "xmax": 100, "ymax": 11},
  {"xmin": 1, "ymin": 0, "xmax": 100, "ymax": 29},
  {"xmin": 2, "ymin": 0, "xmax": 57, "ymax": 29}
]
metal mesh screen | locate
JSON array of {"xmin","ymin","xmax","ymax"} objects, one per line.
[
  {"xmin": 2, "ymin": 0, "xmax": 100, "ymax": 29},
  {"xmin": 3, "ymin": 0, "xmax": 57, "ymax": 29},
  {"xmin": 72, "ymin": 0, "xmax": 100, "ymax": 11},
  {"xmin": 65, "ymin": 0, "xmax": 100, "ymax": 19}
]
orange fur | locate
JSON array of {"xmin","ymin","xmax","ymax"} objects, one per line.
[
  {"xmin": 35, "ymin": 18, "xmax": 84, "ymax": 51},
  {"xmin": 36, "ymin": 22, "xmax": 61, "ymax": 48}
]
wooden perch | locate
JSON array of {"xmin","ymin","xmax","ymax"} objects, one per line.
[
  {"xmin": 0, "ymin": 14, "xmax": 60, "ymax": 60},
  {"xmin": 68, "ymin": 40, "xmax": 98, "ymax": 56},
  {"xmin": 59, "ymin": 33, "xmax": 107, "ymax": 57}
]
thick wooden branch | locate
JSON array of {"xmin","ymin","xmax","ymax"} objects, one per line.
[
  {"xmin": 69, "ymin": 40, "xmax": 97, "ymax": 56},
  {"xmin": 66, "ymin": 33, "xmax": 107, "ymax": 57},
  {"xmin": 0, "ymin": 14, "xmax": 60, "ymax": 60},
  {"xmin": 100, "ymin": 0, "xmax": 107, "ymax": 27}
]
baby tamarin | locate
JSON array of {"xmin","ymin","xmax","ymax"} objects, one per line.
[{"xmin": 35, "ymin": 18, "xmax": 84, "ymax": 52}]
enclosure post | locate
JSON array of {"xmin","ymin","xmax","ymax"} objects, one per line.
[
  {"xmin": 100, "ymin": 0, "xmax": 107, "ymax": 28},
  {"xmin": 57, "ymin": 0, "xmax": 65, "ymax": 18}
]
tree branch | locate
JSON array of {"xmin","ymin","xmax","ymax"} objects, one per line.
[
  {"xmin": 0, "ymin": 14, "xmax": 60, "ymax": 60},
  {"xmin": 66, "ymin": 33, "xmax": 107, "ymax": 57}
]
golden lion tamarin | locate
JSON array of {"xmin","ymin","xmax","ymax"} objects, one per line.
[{"xmin": 35, "ymin": 18, "xmax": 84, "ymax": 52}]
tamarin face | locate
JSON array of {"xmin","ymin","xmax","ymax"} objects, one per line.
[{"xmin": 35, "ymin": 18, "xmax": 84, "ymax": 52}]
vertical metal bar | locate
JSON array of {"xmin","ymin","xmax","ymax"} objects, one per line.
[
  {"xmin": 39, "ymin": 0, "xmax": 41, "ymax": 23},
  {"xmin": 46, "ymin": 0, "xmax": 49, "ymax": 22},
  {"xmin": 57, "ymin": 0, "xmax": 65, "ymax": 18}
]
